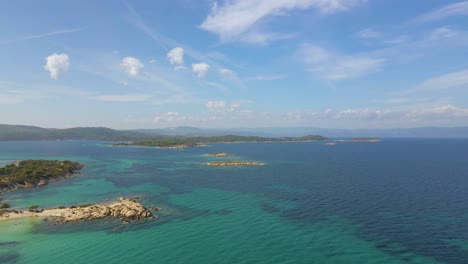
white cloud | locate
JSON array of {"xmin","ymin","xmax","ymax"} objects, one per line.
[
  {"xmin": 240, "ymin": 31, "xmax": 297, "ymax": 45},
  {"xmin": 192, "ymin": 63, "xmax": 210, "ymax": 78},
  {"xmin": 153, "ymin": 112, "xmax": 196, "ymax": 124},
  {"xmin": 251, "ymin": 74, "xmax": 288, "ymax": 81},
  {"xmin": 427, "ymin": 27, "xmax": 459, "ymax": 40},
  {"xmin": 44, "ymin": 53, "xmax": 69, "ymax": 80},
  {"xmin": 167, "ymin": 47, "xmax": 184, "ymax": 65},
  {"xmin": 206, "ymin": 81, "xmax": 229, "ymax": 91},
  {"xmin": 206, "ymin": 100, "xmax": 240, "ymax": 113},
  {"xmin": 418, "ymin": 69, "xmax": 468, "ymax": 90},
  {"xmin": 121, "ymin": 57, "xmax": 144, "ymax": 77},
  {"xmin": 356, "ymin": 28, "xmax": 381, "ymax": 39},
  {"xmin": 199, "ymin": 0, "xmax": 364, "ymax": 42},
  {"xmin": 219, "ymin": 68, "xmax": 237, "ymax": 79},
  {"xmin": 300, "ymin": 44, "xmax": 384, "ymax": 80},
  {"xmin": 149, "ymin": 59, "xmax": 156, "ymax": 64},
  {"xmin": 407, "ymin": 105, "xmax": 468, "ymax": 119},
  {"xmin": 93, "ymin": 94, "xmax": 151, "ymax": 102},
  {"xmin": 412, "ymin": 1, "xmax": 468, "ymax": 24},
  {"xmin": 206, "ymin": 100, "xmax": 226, "ymax": 111}
]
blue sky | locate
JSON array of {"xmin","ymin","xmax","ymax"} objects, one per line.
[{"xmin": 1, "ymin": 0, "xmax": 468, "ymax": 129}]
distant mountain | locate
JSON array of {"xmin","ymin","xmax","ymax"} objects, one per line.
[
  {"xmin": 0, "ymin": 125, "xmax": 148, "ymax": 141},
  {"xmin": 1, "ymin": 124, "xmax": 467, "ymax": 141},
  {"xmin": 137, "ymin": 126, "xmax": 468, "ymax": 138},
  {"xmin": 136, "ymin": 126, "xmax": 256, "ymax": 137}
]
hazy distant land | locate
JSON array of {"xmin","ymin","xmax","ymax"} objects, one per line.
[
  {"xmin": 1, "ymin": 124, "xmax": 467, "ymax": 141},
  {"xmin": 115, "ymin": 135, "xmax": 328, "ymax": 148}
]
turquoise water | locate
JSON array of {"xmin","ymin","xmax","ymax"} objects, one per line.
[{"xmin": 0, "ymin": 140, "xmax": 467, "ymax": 263}]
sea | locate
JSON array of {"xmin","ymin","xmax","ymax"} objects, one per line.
[{"xmin": 0, "ymin": 139, "xmax": 467, "ymax": 264}]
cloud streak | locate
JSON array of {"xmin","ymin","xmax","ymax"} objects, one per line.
[
  {"xmin": 411, "ymin": 1, "xmax": 468, "ymax": 24},
  {"xmin": 0, "ymin": 28, "xmax": 83, "ymax": 44},
  {"xmin": 94, "ymin": 94, "xmax": 151, "ymax": 102}
]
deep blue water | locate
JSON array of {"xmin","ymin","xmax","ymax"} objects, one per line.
[{"xmin": 0, "ymin": 139, "xmax": 468, "ymax": 263}]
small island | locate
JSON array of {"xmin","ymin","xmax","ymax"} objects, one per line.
[
  {"xmin": 206, "ymin": 152, "xmax": 229, "ymax": 157},
  {"xmin": 0, "ymin": 197, "xmax": 155, "ymax": 223},
  {"xmin": 205, "ymin": 161, "xmax": 266, "ymax": 167},
  {"xmin": 116, "ymin": 135, "xmax": 328, "ymax": 148},
  {"xmin": 0, "ymin": 160, "xmax": 84, "ymax": 193}
]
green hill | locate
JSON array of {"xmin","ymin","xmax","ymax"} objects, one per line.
[{"xmin": 0, "ymin": 125, "xmax": 147, "ymax": 141}]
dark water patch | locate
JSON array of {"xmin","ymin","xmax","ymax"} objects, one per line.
[
  {"xmin": 0, "ymin": 241, "xmax": 19, "ymax": 247},
  {"xmin": 0, "ymin": 253, "xmax": 19, "ymax": 264},
  {"xmin": 212, "ymin": 209, "xmax": 232, "ymax": 215}
]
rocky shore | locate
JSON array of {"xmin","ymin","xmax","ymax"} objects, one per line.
[
  {"xmin": 206, "ymin": 161, "xmax": 266, "ymax": 167},
  {"xmin": 0, "ymin": 197, "xmax": 156, "ymax": 223}
]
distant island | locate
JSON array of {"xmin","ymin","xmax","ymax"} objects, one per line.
[
  {"xmin": 205, "ymin": 161, "xmax": 266, "ymax": 167},
  {"xmin": 116, "ymin": 135, "xmax": 328, "ymax": 148},
  {"xmin": 336, "ymin": 137, "xmax": 381, "ymax": 142},
  {"xmin": 0, "ymin": 160, "xmax": 84, "ymax": 193}
]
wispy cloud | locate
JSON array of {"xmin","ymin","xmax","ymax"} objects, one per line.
[
  {"xmin": 417, "ymin": 69, "xmax": 468, "ymax": 90},
  {"xmin": 411, "ymin": 1, "xmax": 468, "ymax": 24},
  {"xmin": 200, "ymin": 0, "xmax": 365, "ymax": 43},
  {"xmin": 249, "ymin": 74, "xmax": 288, "ymax": 81},
  {"xmin": 93, "ymin": 94, "xmax": 151, "ymax": 102},
  {"xmin": 0, "ymin": 28, "xmax": 83, "ymax": 44},
  {"xmin": 299, "ymin": 44, "xmax": 384, "ymax": 80},
  {"xmin": 355, "ymin": 28, "xmax": 381, "ymax": 39}
]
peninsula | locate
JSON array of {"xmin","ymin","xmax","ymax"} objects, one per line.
[
  {"xmin": 0, "ymin": 160, "xmax": 84, "ymax": 193},
  {"xmin": 0, "ymin": 197, "xmax": 155, "ymax": 223},
  {"xmin": 117, "ymin": 135, "xmax": 328, "ymax": 148}
]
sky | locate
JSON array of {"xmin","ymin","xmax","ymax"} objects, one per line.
[{"xmin": 1, "ymin": 0, "xmax": 468, "ymax": 129}]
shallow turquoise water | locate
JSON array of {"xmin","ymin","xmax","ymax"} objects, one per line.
[{"xmin": 1, "ymin": 140, "xmax": 467, "ymax": 263}]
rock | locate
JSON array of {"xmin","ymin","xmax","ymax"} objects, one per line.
[
  {"xmin": 207, "ymin": 153, "xmax": 229, "ymax": 157},
  {"xmin": 205, "ymin": 161, "xmax": 266, "ymax": 167}
]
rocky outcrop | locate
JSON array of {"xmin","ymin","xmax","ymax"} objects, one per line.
[
  {"xmin": 0, "ymin": 198, "xmax": 156, "ymax": 223},
  {"xmin": 207, "ymin": 153, "xmax": 229, "ymax": 157},
  {"xmin": 206, "ymin": 161, "xmax": 266, "ymax": 167}
]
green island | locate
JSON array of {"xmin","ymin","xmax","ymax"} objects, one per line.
[
  {"xmin": 0, "ymin": 160, "xmax": 84, "ymax": 193},
  {"xmin": 116, "ymin": 135, "xmax": 328, "ymax": 148}
]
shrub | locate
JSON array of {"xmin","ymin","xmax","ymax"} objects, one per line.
[{"xmin": 0, "ymin": 203, "xmax": 10, "ymax": 209}]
